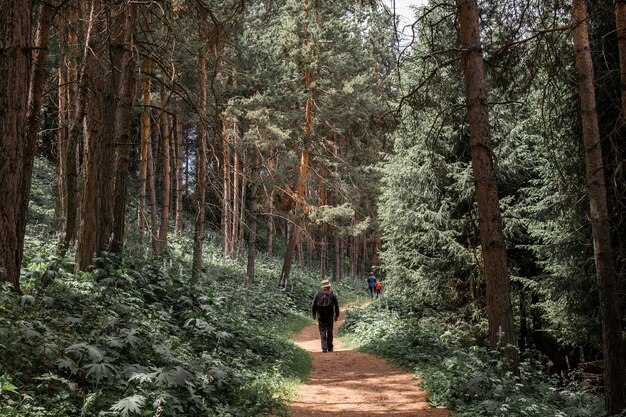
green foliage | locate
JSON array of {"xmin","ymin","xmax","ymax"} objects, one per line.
[
  {"xmin": 0, "ymin": 239, "xmax": 361, "ymax": 416},
  {"xmin": 341, "ymin": 301, "xmax": 606, "ymax": 417}
]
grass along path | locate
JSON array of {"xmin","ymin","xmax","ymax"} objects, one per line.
[{"xmin": 289, "ymin": 305, "xmax": 450, "ymax": 417}]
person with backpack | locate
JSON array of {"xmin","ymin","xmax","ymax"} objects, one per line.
[
  {"xmin": 375, "ymin": 278, "xmax": 382, "ymax": 299},
  {"xmin": 367, "ymin": 272, "xmax": 377, "ymax": 300},
  {"xmin": 311, "ymin": 279, "xmax": 340, "ymax": 353}
]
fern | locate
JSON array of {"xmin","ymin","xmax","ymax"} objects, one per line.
[{"xmin": 109, "ymin": 394, "xmax": 145, "ymax": 416}]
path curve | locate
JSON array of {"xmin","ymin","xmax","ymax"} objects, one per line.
[{"xmin": 290, "ymin": 306, "xmax": 450, "ymax": 417}]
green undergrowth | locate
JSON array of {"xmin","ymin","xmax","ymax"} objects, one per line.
[
  {"xmin": 340, "ymin": 298, "xmax": 607, "ymax": 417},
  {"xmin": 0, "ymin": 233, "xmax": 360, "ymax": 416}
]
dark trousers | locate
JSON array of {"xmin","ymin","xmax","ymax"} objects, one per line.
[{"xmin": 318, "ymin": 320, "xmax": 334, "ymax": 352}]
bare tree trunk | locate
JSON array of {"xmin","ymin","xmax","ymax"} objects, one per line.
[
  {"xmin": 110, "ymin": 1, "xmax": 136, "ymax": 254},
  {"xmin": 232, "ymin": 133, "xmax": 240, "ymax": 256},
  {"xmin": 20, "ymin": 1, "xmax": 52, "ymax": 267},
  {"xmin": 222, "ymin": 116, "xmax": 232, "ymax": 256},
  {"xmin": 573, "ymin": 0, "xmax": 626, "ymax": 411},
  {"xmin": 192, "ymin": 16, "xmax": 208, "ymax": 281},
  {"xmin": 147, "ymin": 131, "xmax": 158, "ymax": 254},
  {"xmin": 265, "ymin": 156, "xmax": 275, "ymax": 257},
  {"xmin": 62, "ymin": 2, "xmax": 90, "ymax": 252},
  {"xmin": 156, "ymin": 84, "xmax": 171, "ymax": 253},
  {"xmin": 0, "ymin": 0, "xmax": 32, "ymax": 292},
  {"xmin": 616, "ymin": 0, "xmax": 626, "ymax": 122},
  {"xmin": 279, "ymin": 0, "xmax": 314, "ymax": 288},
  {"xmin": 56, "ymin": 68, "xmax": 68, "ymax": 230},
  {"xmin": 77, "ymin": 0, "xmax": 118, "ymax": 271},
  {"xmin": 238, "ymin": 152, "xmax": 247, "ymax": 253},
  {"xmin": 246, "ymin": 149, "xmax": 259, "ymax": 287},
  {"xmin": 174, "ymin": 112, "xmax": 184, "ymax": 233},
  {"xmin": 138, "ymin": 51, "xmax": 151, "ymax": 250},
  {"xmin": 456, "ymin": 0, "xmax": 517, "ymax": 357}
]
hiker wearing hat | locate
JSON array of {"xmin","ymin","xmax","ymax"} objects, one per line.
[{"xmin": 311, "ymin": 279, "xmax": 340, "ymax": 353}]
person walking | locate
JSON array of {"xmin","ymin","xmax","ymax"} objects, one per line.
[
  {"xmin": 311, "ymin": 279, "xmax": 340, "ymax": 353},
  {"xmin": 367, "ymin": 272, "xmax": 377, "ymax": 300},
  {"xmin": 375, "ymin": 277, "xmax": 382, "ymax": 299}
]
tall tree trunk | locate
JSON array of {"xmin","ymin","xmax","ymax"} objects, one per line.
[
  {"xmin": 62, "ymin": 1, "xmax": 90, "ymax": 252},
  {"xmin": 456, "ymin": 0, "xmax": 517, "ymax": 356},
  {"xmin": 279, "ymin": 0, "xmax": 314, "ymax": 288},
  {"xmin": 246, "ymin": 149, "xmax": 259, "ymax": 287},
  {"xmin": 20, "ymin": 1, "xmax": 53, "ymax": 270},
  {"xmin": 138, "ymin": 52, "xmax": 152, "ymax": 250},
  {"xmin": 616, "ymin": 0, "xmax": 626, "ymax": 122},
  {"xmin": 174, "ymin": 112, "xmax": 184, "ymax": 233},
  {"xmin": 192, "ymin": 20, "xmax": 208, "ymax": 281},
  {"xmin": 110, "ymin": 1, "xmax": 136, "ymax": 254},
  {"xmin": 232, "ymin": 133, "xmax": 240, "ymax": 257},
  {"xmin": 265, "ymin": 156, "xmax": 276, "ymax": 257},
  {"xmin": 156, "ymin": 84, "xmax": 171, "ymax": 253},
  {"xmin": 572, "ymin": 1, "xmax": 626, "ymax": 411},
  {"xmin": 77, "ymin": 0, "xmax": 117, "ymax": 271},
  {"xmin": 0, "ymin": 0, "xmax": 32, "ymax": 293},
  {"xmin": 147, "ymin": 131, "xmax": 158, "ymax": 253},
  {"xmin": 56, "ymin": 68, "xmax": 68, "ymax": 230},
  {"xmin": 222, "ymin": 117, "xmax": 232, "ymax": 257}
]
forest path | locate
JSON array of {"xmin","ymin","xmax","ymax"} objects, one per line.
[{"xmin": 289, "ymin": 304, "xmax": 450, "ymax": 417}]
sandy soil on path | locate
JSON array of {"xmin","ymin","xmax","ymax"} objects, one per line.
[{"xmin": 290, "ymin": 306, "xmax": 450, "ymax": 417}]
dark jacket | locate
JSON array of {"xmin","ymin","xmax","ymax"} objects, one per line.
[
  {"xmin": 311, "ymin": 289, "xmax": 339, "ymax": 322},
  {"xmin": 367, "ymin": 275, "xmax": 377, "ymax": 288}
]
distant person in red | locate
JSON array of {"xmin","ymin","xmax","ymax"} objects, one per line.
[
  {"xmin": 375, "ymin": 278, "xmax": 382, "ymax": 299},
  {"xmin": 311, "ymin": 279, "xmax": 340, "ymax": 353}
]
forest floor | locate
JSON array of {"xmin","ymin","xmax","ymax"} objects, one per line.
[{"xmin": 289, "ymin": 305, "xmax": 451, "ymax": 417}]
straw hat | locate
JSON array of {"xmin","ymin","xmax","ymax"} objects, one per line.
[{"xmin": 320, "ymin": 279, "xmax": 331, "ymax": 288}]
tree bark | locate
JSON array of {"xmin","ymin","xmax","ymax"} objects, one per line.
[
  {"xmin": 246, "ymin": 149, "xmax": 259, "ymax": 287},
  {"xmin": 615, "ymin": 0, "xmax": 626, "ymax": 122},
  {"xmin": 110, "ymin": 1, "xmax": 137, "ymax": 254},
  {"xmin": 56, "ymin": 67, "xmax": 68, "ymax": 230},
  {"xmin": 456, "ymin": 0, "xmax": 517, "ymax": 356},
  {"xmin": 138, "ymin": 49, "xmax": 152, "ymax": 250},
  {"xmin": 0, "ymin": 0, "xmax": 32, "ymax": 292},
  {"xmin": 222, "ymin": 116, "xmax": 232, "ymax": 257},
  {"xmin": 156, "ymin": 84, "xmax": 171, "ymax": 253},
  {"xmin": 573, "ymin": 0, "xmax": 626, "ymax": 411},
  {"xmin": 174, "ymin": 112, "xmax": 184, "ymax": 233},
  {"xmin": 61, "ymin": 2, "xmax": 89, "ymax": 252},
  {"xmin": 192, "ymin": 19, "xmax": 208, "ymax": 281},
  {"xmin": 76, "ymin": 0, "xmax": 118, "ymax": 271},
  {"xmin": 19, "ymin": 1, "xmax": 53, "ymax": 274}
]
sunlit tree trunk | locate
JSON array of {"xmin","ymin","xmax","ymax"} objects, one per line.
[
  {"xmin": 573, "ymin": 0, "xmax": 626, "ymax": 411},
  {"xmin": 110, "ymin": 1, "xmax": 136, "ymax": 254},
  {"xmin": 456, "ymin": 0, "xmax": 517, "ymax": 357},
  {"xmin": 138, "ymin": 48, "xmax": 152, "ymax": 250},
  {"xmin": 0, "ymin": 0, "xmax": 32, "ymax": 292}
]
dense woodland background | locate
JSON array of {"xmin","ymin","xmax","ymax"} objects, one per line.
[{"xmin": 1, "ymin": 0, "xmax": 626, "ymax": 416}]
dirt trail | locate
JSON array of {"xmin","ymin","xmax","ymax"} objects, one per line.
[{"xmin": 290, "ymin": 305, "xmax": 450, "ymax": 417}]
